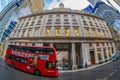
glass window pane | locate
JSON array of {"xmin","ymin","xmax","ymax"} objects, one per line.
[
  {"xmin": 55, "ymin": 28, "xmax": 60, "ymax": 36},
  {"xmin": 45, "ymin": 28, "xmax": 50, "ymax": 36},
  {"xmin": 74, "ymin": 28, "xmax": 79, "ymax": 36},
  {"xmin": 65, "ymin": 28, "xmax": 70, "ymax": 36}
]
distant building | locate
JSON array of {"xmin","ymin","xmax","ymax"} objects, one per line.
[
  {"xmin": 83, "ymin": 5, "xmax": 93, "ymax": 13},
  {"xmin": 87, "ymin": 0, "xmax": 101, "ymax": 7},
  {"xmin": 0, "ymin": 0, "xmax": 45, "ymax": 56},
  {"xmin": 90, "ymin": 1, "xmax": 120, "ymax": 51},
  {"xmin": 9, "ymin": 3, "xmax": 116, "ymax": 70}
]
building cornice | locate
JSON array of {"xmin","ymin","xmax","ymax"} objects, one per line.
[
  {"xmin": 10, "ymin": 36, "xmax": 113, "ymax": 41},
  {"xmin": 18, "ymin": 8, "xmax": 104, "ymax": 20}
]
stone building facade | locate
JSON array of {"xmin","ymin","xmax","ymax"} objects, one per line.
[{"xmin": 9, "ymin": 5, "xmax": 116, "ymax": 70}]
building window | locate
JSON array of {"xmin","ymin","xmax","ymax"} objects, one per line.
[
  {"xmin": 72, "ymin": 19, "xmax": 77, "ymax": 25},
  {"xmin": 55, "ymin": 28, "xmax": 60, "ymax": 36},
  {"xmin": 34, "ymin": 29, "xmax": 39, "ymax": 36},
  {"xmin": 74, "ymin": 28, "xmax": 79, "ymax": 36},
  {"xmin": 97, "ymin": 50, "xmax": 102, "ymax": 60},
  {"xmin": 64, "ymin": 15, "xmax": 68, "ymax": 18},
  {"xmin": 106, "ymin": 31, "xmax": 109, "ymax": 37},
  {"xmin": 81, "ymin": 16, "xmax": 84, "ymax": 19},
  {"xmin": 64, "ymin": 19, "xmax": 69, "ymax": 24},
  {"xmin": 39, "ymin": 16, "xmax": 42, "ymax": 19},
  {"xmin": 108, "ymin": 48, "xmax": 111, "ymax": 57},
  {"xmin": 98, "ymin": 30, "xmax": 103, "ymax": 37},
  {"xmin": 92, "ymin": 29, "xmax": 97, "ymax": 37},
  {"xmin": 102, "ymin": 43, "xmax": 104, "ymax": 46},
  {"xmin": 87, "ymin": 17, "xmax": 90, "ymax": 20},
  {"xmin": 89, "ymin": 22, "xmax": 93, "ymax": 26},
  {"xmin": 103, "ymin": 30, "xmax": 106, "ymax": 37},
  {"xmin": 20, "ymin": 23, "xmax": 24, "ymax": 28},
  {"xmin": 65, "ymin": 28, "xmax": 70, "ymax": 36},
  {"xmin": 23, "ymin": 19, "xmax": 26, "ymax": 22},
  {"xmin": 21, "ymin": 30, "xmax": 25, "ymax": 37},
  {"xmin": 49, "ymin": 15, "xmax": 52, "ymax": 18},
  {"xmin": 16, "ymin": 24, "xmax": 20, "ymax": 28},
  {"xmin": 56, "ymin": 15, "xmax": 60, "ymax": 19},
  {"xmin": 83, "ymin": 21, "xmax": 88, "ymax": 25},
  {"xmin": 89, "ymin": 43, "xmax": 92, "ymax": 47},
  {"xmin": 37, "ymin": 20, "xmax": 41, "ymax": 25},
  {"xmin": 47, "ymin": 19, "xmax": 52, "ymax": 24},
  {"xmin": 13, "ymin": 31, "xmax": 17, "ymax": 37},
  {"xmin": 96, "ymin": 43, "xmax": 99, "ymax": 47},
  {"xmin": 27, "ymin": 29, "xmax": 32, "ymax": 37},
  {"xmin": 30, "ymin": 21, "xmax": 34, "ymax": 26},
  {"xmin": 45, "ymin": 28, "xmax": 51, "ymax": 36},
  {"xmin": 71, "ymin": 15, "xmax": 75, "ymax": 18},
  {"xmin": 28, "ymin": 18, "xmax": 31, "ymax": 21},
  {"xmin": 25, "ymin": 22, "xmax": 29, "ymax": 27},
  {"xmin": 85, "ymin": 28, "xmax": 90, "ymax": 37},
  {"xmin": 33, "ymin": 16, "xmax": 36, "ymax": 20},
  {"xmin": 55, "ymin": 19, "xmax": 60, "ymax": 24},
  {"xmin": 104, "ymin": 49, "xmax": 107, "ymax": 59},
  {"xmin": 95, "ymin": 22, "xmax": 99, "ymax": 27},
  {"xmin": 17, "ymin": 31, "xmax": 20, "ymax": 37}
]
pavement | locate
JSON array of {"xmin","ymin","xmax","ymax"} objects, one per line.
[
  {"xmin": 0, "ymin": 56, "xmax": 112, "ymax": 73},
  {"xmin": 59, "ymin": 60, "xmax": 112, "ymax": 73}
]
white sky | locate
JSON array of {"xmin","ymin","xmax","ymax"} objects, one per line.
[{"xmin": 48, "ymin": 0, "xmax": 120, "ymax": 11}]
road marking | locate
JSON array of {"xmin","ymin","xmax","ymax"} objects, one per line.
[
  {"xmin": 104, "ymin": 77, "xmax": 108, "ymax": 80},
  {"xmin": 109, "ymin": 72, "xmax": 114, "ymax": 76}
]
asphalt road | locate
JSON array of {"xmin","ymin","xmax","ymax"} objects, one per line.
[{"xmin": 0, "ymin": 56, "xmax": 120, "ymax": 80}]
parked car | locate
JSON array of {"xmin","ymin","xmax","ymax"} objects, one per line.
[{"xmin": 111, "ymin": 52, "xmax": 120, "ymax": 61}]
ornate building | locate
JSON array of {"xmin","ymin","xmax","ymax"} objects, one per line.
[{"xmin": 9, "ymin": 3, "xmax": 116, "ymax": 70}]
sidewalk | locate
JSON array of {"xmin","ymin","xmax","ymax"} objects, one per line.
[
  {"xmin": 0, "ymin": 56, "xmax": 4, "ymax": 60},
  {"xmin": 59, "ymin": 61, "xmax": 112, "ymax": 73}
]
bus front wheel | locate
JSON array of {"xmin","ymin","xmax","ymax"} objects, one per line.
[{"xmin": 34, "ymin": 70, "xmax": 41, "ymax": 76}]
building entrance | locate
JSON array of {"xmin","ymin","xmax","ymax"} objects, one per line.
[
  {"xmin": 54, "ymin": 43, "xmax": 71, "ymax": 70},
  {"xmin": 57, "ymin": 51, "xmax": 70, "ymax": 70},
  {"xmin": 90, "ymin": 51, "xmax": 95, "ymax": 64}
]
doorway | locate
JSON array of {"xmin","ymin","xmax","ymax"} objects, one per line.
[{"xmin": 90, "ymin": 51, "xmax": 95, "ymax": 64}]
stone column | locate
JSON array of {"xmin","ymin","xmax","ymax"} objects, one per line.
[
  {"xmin": 86, "ymin": 43, "xmax": 91, "ymax": 65},
  {"xmin": 29, "ymin": 28, "xmax": 34, "ymax": 37},
  {"xmin": 71, "ymin": 43, "xmax": 77, "ymax": 69},
  {"xmin": 112, "ymin": 43, "xmax": 116, "ymax": 54},
  {"xmin": 105, "ymin": 43, "xmax": 109, "ymax": 60},
  {"xmin": 109, "ymin": 43, "xmax": 112, "ymax": 57},
  {"xmin": 50, "ymin": 43, "xmax": 53, "ymax": 47},
  {"xmin": 51, "ymin": 27, "xmax": 55, "ymax": 36},
  {"xmin": 24, "ymin": 29, "xmax": 28, "ymax": 37},
  {"xmin": 93, "ymin": 43, "xmax": 99, "ymax": 64},
  {"xmin": 82, "ymin": 43, "xmax": 91, "ymax": 67},
  {"xmin": 100, "ymin": 43, "xmax": 105, "ymax": 61},
  {"xmin": 89, "ymin": 28, "xmax": 93, "ymax": 36}
]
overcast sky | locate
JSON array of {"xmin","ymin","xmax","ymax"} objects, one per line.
[{"xmin": 44, "ymin": 0, "xmax": 120, "ymax": 11}]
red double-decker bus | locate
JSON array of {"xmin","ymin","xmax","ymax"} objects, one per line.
[{"xmin": 5, "ymin": 45, "xmax": 58, "ymax": 77}]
